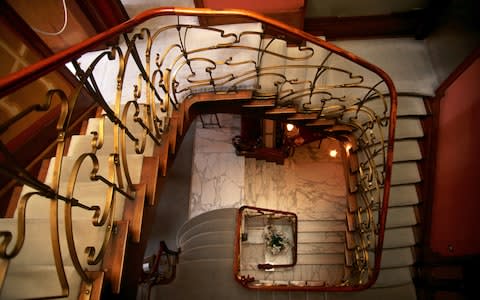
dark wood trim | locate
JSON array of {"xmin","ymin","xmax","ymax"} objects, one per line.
[
  {"xmin": 0, "ymin": 2, "xmax": 99, "ymax": 215},
  {"xmin": 419, "ymin": 97, "xmax": 438, "ymax": 262},
  {"xmin": 74, "ymin": 0, "xmax": 130, "ymax": 46},
  {"xmin": 304, "ymin": 10, "xmax": 427, "ymax": 40},
  {"xmin": 194, "ymin": 0, "xmax": 305, "ymax": 33},
  {"xmin": 75, "ymin": 0, "xmax": 130, "ymax": 32}
]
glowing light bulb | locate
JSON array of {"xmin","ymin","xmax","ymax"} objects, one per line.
[
  {"xmin": 329, "ymin": 149, "xmax": 338, "ymax": 158},
  {"xmin": 345, "ymin": 143, "xmax": 352, "ymax": 153},
  {"xmin": 286, "ymin": 123, "xmax": 295, "ymax": 132}
]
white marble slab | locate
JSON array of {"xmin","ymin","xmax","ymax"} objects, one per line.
[
  {"xmin": 244, "ymin": 139, "xmax": 347, "ymax": 221},
  {"xmin": 189, "ymin": 114, "xmax": 244, "ymax": 218}
]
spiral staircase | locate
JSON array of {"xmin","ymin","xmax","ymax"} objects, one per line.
[{"xmin": 0, "ymin": 7, "xmax": 438, "ymax": 299}]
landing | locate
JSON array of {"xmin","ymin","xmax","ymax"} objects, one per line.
[{"xmin": 189, "ymin": 113, "xmax": 349, "ymax": 286}]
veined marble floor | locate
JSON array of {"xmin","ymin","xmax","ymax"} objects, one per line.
[
  {"xmin": 189, "ymin": 113, "xmax": 347, "ymax": 220},
  {"xmin": 189, "ymin": 113, "xmax": 349, "ymax": 284}
]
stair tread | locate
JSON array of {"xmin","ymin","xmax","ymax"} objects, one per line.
[
  {"xmin": 391, "ymin": 162, "xmax": 421, "ymax": 185},
  {"xmin": 1, "ymin": 265, "xmax": 81, "ymax": 300},
  {"xmin": 177, "ymin": 208, "xmax": 237, "ymax": 239},
  {"xmin": 346, "ymin": 206, "xmax": 417, "ymax": 230},
  {"xmin": 332, "ymin": 38, "xmax": 437, "ymax": 96},
  {"xmin": 349, "ymin": 184, "xmax": 420, "ymax": 212},
  {"xmin": 0, "ymin": 218, "xmax": 106, "ymax": 268},
  {"xmin": 357, "ymin": 140, "xmax": 422, "ymax": 166},
  {"xmin": 265, "ymin": 107, "xmax": 297, "ymax": 114},
  {"xmin": 306, "ymin": 119, "xmax": 337, "ymax": 126},
  {"xmin": 384, "ymin": 118, "xmax": 424, "ymax": 140},
  {"xmin": 373, "ymin": 267, "xmax": 413, "ymax": 288},
  {"xmin": 178, "ymin": 218, "xmax": 237, "ymax": 247},
  {"xmin": 326, "ymin": 283, "xmax": 416, "ymax": 299},
  {"xmin": 375, "ymin": 206, "xmax": 418, "ymax": 228},
  {"xmin": 44, "ymin": 154, "xmax": 144, "ymax": 186},
  {"xmin": 287, "ymin": 113, "xmax": 319, "ymax": 121},
  {"xmin": 363, "ymin": 95, "xmax": 427, "ymax": 117},
  {"xmin": 297, "ymin": 220, "xmax": 346, "ymax": 232},
  {"xmin": 67, "ymin": 134, "xmax": 155, "ymax": 157},
  {"xmin": 346, "ymin": 227, "xmax": 416, "ymax": 250},
  {"xmin": 369, "ymin": 247, "xmax": 415, "ymax": 268},
  {"xmin": 17, "ymin": 183, "xmax": 126, "ymax": 220},
  {"xmin": 242, "ymin": 99, "xmax": 275, "ymax": 108}
]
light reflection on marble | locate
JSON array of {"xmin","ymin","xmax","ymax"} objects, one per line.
[
  {"xmin": 189, "ymin": 116, "xmax": 348, "ymax": 283},
  {"xmin": 244, "ymin": 139, "xmax": 347, "ymax": 221},
  {"xmin": 189, "ymin": 114, "xmax": 244, "ymax": 218}
]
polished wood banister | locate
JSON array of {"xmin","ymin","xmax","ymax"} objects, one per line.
[{"xmin": 0, "ymin": 6, "xmax": 397, "ymax": 292}]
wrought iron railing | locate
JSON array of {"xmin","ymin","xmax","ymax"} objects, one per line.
[{"xmin": 0, "ymin": 7, "xmax": 396, "ymax": 297}]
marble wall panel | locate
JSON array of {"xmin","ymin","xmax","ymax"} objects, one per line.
[{"xmin": 189, "ymin": 114, "xmax": 244, "ymax": 218}]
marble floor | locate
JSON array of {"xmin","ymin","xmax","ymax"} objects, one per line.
[
  {"xmin": 189, "ymin": 113, "xmax": 347, "ymax": 220},
  {"xmin": 187, "ymin": 114, "xmax": 349, "ymax": 284}
]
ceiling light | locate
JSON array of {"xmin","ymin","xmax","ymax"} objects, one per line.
[
  {"xmin": 329, "ymin": 149, "xmax": 338, "ymax": 158},
  {"xmin": 286, "ymin": 123, "xmax": 295, "ymax": 132}
]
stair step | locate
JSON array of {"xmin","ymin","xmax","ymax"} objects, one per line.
[
  {"xmin": 348, "ymin": 184, "xmax": 420, "ymax": 212},
  {"xmin": 242, "ymin": 99, "xmax": 275, "ymax": 108},
  {"xmin": 297, "ymin": 253, "xmax": 345, "ymax": 265},
  {"xmin": 177, "ymin": 208, "xmax": 238, "ymax": 240},
  {"xmin": 297, "ymin": 243, "xmax": 345, "ymax": 255},
  {"xmin": 1, "ymin": 265, "xmax": 82, "ymax": 300},
  {"xmin": 44, "ymin": 154, "xmax": 144, "ymax": 186},
  {"xmin": 241, "ymin": 265, "xmax": 345, "ymax": 284},
  {"xmin": 180, "ymin": 244, "xmax": 234, "ymax": 262},
  {"xmin": 101, "ymin": 220, "xmax": 129, "ymax": 294},
  {"xmin": 346, "ymin": 227, "xmax": 417, "ymax": 250},
  {"xmin": 363, "ymin": 95, "xmax": 427, "ymax": 117},
  {"xmin": 265, "ymin": 107, "xmax": 297, "ymax": 114},
  {"xmin": 16, "ymin": 183, "xmax": 126, "ymax": 221},
  {"xmin": 383, "ymin": 118, "xmax": 424, "ymax": 140},
  {"xmin": 150, "ymin": 258, "xmax": 250, "ymax": 299},
  {"xmin": 85, "ymin": 117, "xmax": 152, "ymax": 138},
  {"xmin": 0, "ymin": 218, "xmax": 108, "ymax": 268},
  {"xmin": 305, "ymin": 119, "xmax": 337, "ymax": 127},
  {"xmin": 373, "ymin": 267, "xmax": 413, "ymax": 288},
  {"xmin": 258, "ymin": 38, "xmax": 287, "ymax": 92},
  {"xmin": 326, "ymin": 283, "xmax": 416, "ymax": 300},
  {"xmin": 177, "ymin": 208, "xmax": 237, "ymax": 240},
  {"xmin": 369, "ymin": 247, "xmax": 415, "ymax": 268},
  {"xmin": 67, "ymin": 134, "xmax": 156, "ymax": 157},
  {"xmin": 287, "ymin": 113, "xmax": 319, "ymax": 121},
  {"xmin": 178, "ymin": 218, "xmax": 237, "ymax": 247},
  {"xmin": 357, "ymin": 140, "xmax": 422, "ymax": 166},
  {"xmin": 297, "ymin": 220, "xmax": 346, "ymax": 232},
  {"xmin": 298, "ymin": 232, "xmax": 344, "ymax": 244},
  {"xmin": 391, "ymin": 162, "xmax": 421, "ymax": 185},
  {"xmin": 346, "ymin": 206, "xmax": 418, "ymax": 232},
  {"xmin": 332, "ymin": 38, "xmax": 437, "ymax": 96},
  {"xmin": 325, "ymin": 125, "xmax": 354, "ymax": 133},
  {"xmin": 376, "ymin": 206, "xmax": 418, "ymax": 228},
  {"xmin": 181, "ymin": 231, "xmax": 235, "ymax": 251},
  {"xmin": 384, "ymin": 184, "xmax": 420, "ymax": 207}
]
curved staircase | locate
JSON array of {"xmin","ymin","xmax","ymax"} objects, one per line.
[{"xmin": 0, "ymin": 7, "xmax": 436, "ymax": 299}]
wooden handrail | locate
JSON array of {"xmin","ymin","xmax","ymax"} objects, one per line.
[{"xmin": 0, "ymin": 7, "xmax": 397, "ymax": 291}]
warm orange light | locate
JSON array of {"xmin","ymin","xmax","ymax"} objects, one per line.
[
  {"xmin": 345, "ymin": 143, "xmax": 352, "ymax": 153},
  {"xmin": 329, "ymin": 149, "xmax": 338, "ymax": 158},
  {"xmin": 286, "ymin": 123, "xmax": 295, "ymax": 132}
]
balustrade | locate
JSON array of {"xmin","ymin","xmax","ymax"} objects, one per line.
[{"xmin": 0, "ymin": 7, "xmax": 396, "ymax": 297}]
